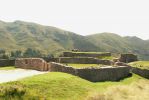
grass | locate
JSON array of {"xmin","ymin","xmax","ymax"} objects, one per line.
[
  {"xmin": 0, "ymin": 72, "xmax": 148, "ymax": 100},
  {"xmin": 88, "ymin": 79, "xmax": 149, "ymax": 100},
  {"xmin": 97, "ymin": 56, "xmax": 115, "ymax": 60},
  {"xmin": 0, "ymin": 66, "xmax": 16, "ymax": 70},
  {"xmin": 63, "ymin": 63, "xmax": 103, "ymax": 68},
  {"xmin": 67, "ymin": 51, "xmax": 110, "ymax": 54},
  {"xmin": 129, "ymin": 61, "xmax": 149, "ymax": 70}
]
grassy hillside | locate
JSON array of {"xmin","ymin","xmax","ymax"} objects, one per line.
[
  {"xmin": 86, "ymin": 33, "xmax": 149, "ymax": 60},
  {"xmin": 124, "ymin": 36, "xmax": 149, "ymax": 60},
  {"xmin": 0, "ymin": 20, "xmax": 99, "ymax": 55},
  {"xmin": 0, "ymin": 72, "xmax": 148, "ymax": 100},
  {"xmin": 0, "ymin": 20, "xmax": 149, "ymax": 59},
  {"xmin": 86, "ymin": 33, "xmax": 132, "ymax": 52}
]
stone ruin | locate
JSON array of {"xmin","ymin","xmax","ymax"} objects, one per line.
[
  {"xmin": 14, "ymin": 52, "xmax": 145, "ymax": 81},
  {"xmin": 0, "ymin": 59, "xmax": 15, "ymax": 67},
  {"xmin": 15, "ymin": 57, "xmax": 131, "ymax": 82},
  {"xmin": 15, "ymin": 58, "xmax": 48, "ymax": 71},
  {"xmin": 49, "ymin": 62, "xmax": 131, "ymax": 82},
  {"xmin": 63, "ymin": 51, "xmax": 111, "ymax": 57},
  {"xmin": 58, "ymin": 52, "xmax": 113, "ymax": 65},
  {"xmin": 57, "ymin": 57, "xmax": 112, "ymax": 65},
  {"xmin": 119, "ymin": 53, "xmax": 138, "ymax": 63}
]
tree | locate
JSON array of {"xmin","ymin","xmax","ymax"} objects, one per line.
[
  {"xmin": 0, "ymin": 49, "xmax": 9, "ymax": 59},
  {"xmin": 0, "ymin": 49, "xmax": 5, "ymax": 54},
  {"xmin": 23, "ymin": 48, "xmax": 43, "ymax": 57},
  {"xmin": 10, "ymin": 50, "xmax": 22, "ymax": 58}
]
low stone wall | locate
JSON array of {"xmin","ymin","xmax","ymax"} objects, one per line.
[
  {"xmin": 15, "ymin": 58, "xmax": 48, "ymax": 71},
  {"xmin": 77, "ymin": 66, "xmax": 130, "ymax": 82},
  {"xmin": 49, "ymin": 62, "xmax": 130, "ymax": 82},
  {"xmin": 119, "ymin": 54, "xmax": 138, "ymax": 63},
  {"xmin": 57, "ymin": 57, "xmax": 112, "ymax": 65},
  {"xmin": 0, "ymin": 59, "xmax": 15, "ymax": 67},
  {"xmin": 63, "ymin": 52, "xmax": 111, "ymax": 57},
  {"xmin": 49, "ymin": 62, "xmax": 76, "ymax": 75},
  {"xmin": 131, "ymin": 67, "xmax": 149, "ymax": 79}
]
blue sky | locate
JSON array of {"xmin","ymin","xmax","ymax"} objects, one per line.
[{"xmin": 0, "ymin": 0, "xmax": 149, "ymax": 40}]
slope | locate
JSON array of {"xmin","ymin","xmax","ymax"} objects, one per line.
[
  {"xmin": 0, "ymin": 20, "xmax": 99, "ymax": 55},
  {"xmin": 86, "ymin": 33, "xmax": 149, "ymax": 60}
]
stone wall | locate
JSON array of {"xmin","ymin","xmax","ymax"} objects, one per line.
[
  {"xmin": 15, "ymin": 58, "xmax": 48, "ymax": 71},
  {"xmin": 49, "ymin": 62, "xmax": 76, "ymax": 75},
  {"xmin": 119, "ymin": 54, "xmax": 138, "ymax": 63},
  {"xmin": 57, "ymin": 57, "xmax": 112, "ymax": 65},
  {"xmin": 0, "ymin": 59, "xmax": 15, "ymax": 67},
  {"xmin": 49, "ymin": 62, "xmax": 130, "ymax": 82},
  {"xmin": 131, "ymin": 67, "xmax": 149, "ymax": 79},
  {"xmin": 63, "ymin": 52, "xmax": 111, "ymax": 57}
]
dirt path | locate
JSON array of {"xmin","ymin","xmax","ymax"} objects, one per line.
[{"xmin": 0, "ymin": 69, "xmax": 47, "ymax": 83}]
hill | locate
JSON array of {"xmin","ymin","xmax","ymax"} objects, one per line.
[
  {"xmin": 0, "ymin": 20, "xmax": 149, "ymax": 59},
  {"xmin": 0, "ymin": 20, "xmax": 99, "ymax": 55},
  {"xmin": 86, "ymin": 33, "xmax": 149, "ymax": 60}
]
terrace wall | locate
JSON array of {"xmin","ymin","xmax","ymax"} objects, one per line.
[
  {"xmin": 49, "ymin": 62, "xmax": 76, "ymax": 75},
  {"xmin": 119, "ymin": 54, "xmax": 138, "ymax": 63},
  {"xmin": 58, "ymin": 57, "xmax": 112, "ymax": 65},
  {"xmin": 15, "ymin": 58, "xmax": 48, "ymax": 71},
  {"xmin": 63, "ymin": 52, "xmax": 111, "ymax": 57},
  {"xmin": 0, "ymin": 59, "xmax": 15, "ymax": 67},
  {"xmin": 131, "ymin": 67, "xmax": 149, "ymax": 79},
  {"xmin": 49, "ymin": 62, "xmax": 130, "ymax": 82}
]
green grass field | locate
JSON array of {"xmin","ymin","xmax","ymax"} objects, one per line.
[
  {"xmin": 69, "ymin": 51, "xmax": 110, "ymax": 54},
  {"xmin": 97, "ymin": 56, "xmax": 115, "ymax": 60},
  {"xmin": 63, "ymin": 64, "xmax": 103, "ymax": 68},
  {"xmin": 129, "ymin": 61, "xmax": 149, "ymax": 69},
  {"xmin": 0, "ymin": 66, "xmax": 16, "ymax": 70},
  {"xmin": 0, "ymin": 72, "xmax": 148, "ymax": 100}
]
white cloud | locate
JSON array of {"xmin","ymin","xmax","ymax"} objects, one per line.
[{"xmin": 0, "ymin": 0, "xmax": 149, "ymax": 39}]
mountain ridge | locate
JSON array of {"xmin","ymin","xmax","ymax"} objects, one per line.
[{"xmin": 0, "ymin": 20, "xmax": 149, "ymax": 59}]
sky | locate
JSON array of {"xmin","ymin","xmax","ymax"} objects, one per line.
[{"xmin": 0, "ymin": 0, "xmax": 149, "ymax": 40}]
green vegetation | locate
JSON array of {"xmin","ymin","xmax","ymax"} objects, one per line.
[
  {"xmin": 0, "ymin": 49, "xmax": 9, "ymax": 59},
  {"xmin": 70, "ymin": 51, "xmax": 110, "ymax": 54},
  {"xmin": 0, "ymin": 20, "xmax": 149, "ymax": 59},
  {"xmin": 0, "ymin": 20, "xmax": 98, "ymax": 56},
  {"xmin": 98, "ymin": 56, "xmax": 115, "ymax": 60},
  {"xmin": 63, "ymin": 63, "xmax": 103, "ymax": 68},
  {"xmin": 0, "ymin": 48, "xmax": 46, "ymax": 59},
  {"xmin": 0, "ymin": 66, "xmax": 16, "ymax": 70},
  {"xmin": 0, "ymin": 72, "xmax": 148, "ymax": 100},
  {"xmin": 87, "ymin": 33, "xmax": 149, "ymax": 60},
  {"xmin": 89, "ymin": 79, "xmax": 149, "ymax": 100},
  {"xmin": 129, "ymin": 61, "xmax": 149, "ymax": 70}
]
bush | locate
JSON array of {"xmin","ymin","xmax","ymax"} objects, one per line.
[{"xmin": 0, "ymin": 82, "xmax": 26, "ymax": 99}]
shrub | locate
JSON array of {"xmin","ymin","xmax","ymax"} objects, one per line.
[{"xmin": 0, "ymin": 82, "xmax": 26, "ymax": 99}]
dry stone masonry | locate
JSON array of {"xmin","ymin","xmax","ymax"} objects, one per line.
[
  {"xmin": 49, "ymin": 62, "xmax": 131, "ymax": 82},
  {"xmin": 15, "ymin": 58, "xmax": 48, "ymax": 71},
  {"xmin": 63, "ymin": 52, "xmax": 111, "ymax": 57},
  {"xmin": 15, "ymin": 58, "xmax": 131, "ymax": 82},
  {"xmin": 14, "ymin": 51, "xmax": 147, "ymax": 81},
  {"xmin": 0, "ymin": 59, "xmax": 15, "ymax": 67},
  {"xmin": 57, "ymin": 57, "xmax": 112, "ymax": 65},
  {"xmin": 131, "ymin": 67, "xmax": 149, "ymax": 79},
  {"xmin": 119, "ymin": 53, "xmax": 138, "ymax": 63}
]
